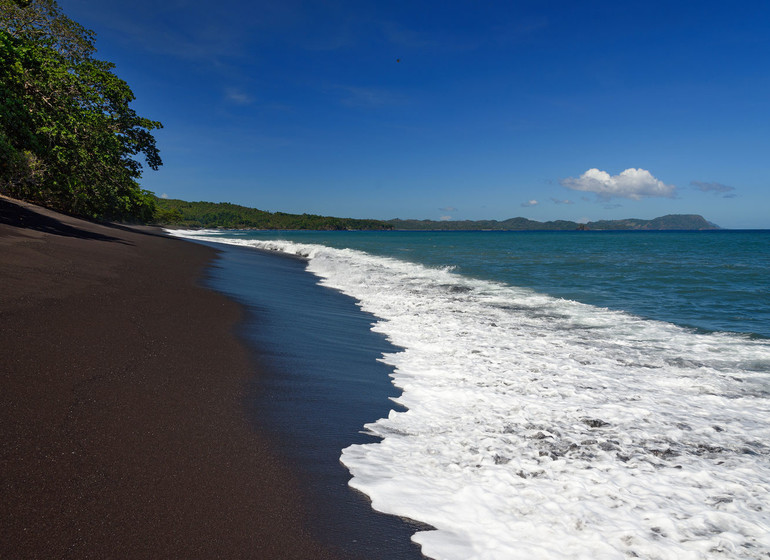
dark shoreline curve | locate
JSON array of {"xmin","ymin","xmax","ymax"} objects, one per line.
[
  {"xmin": 199, "ymin": 241, "xmax": 431, "ymax": 559},
  {"xmin": 0, "ymin": 196, "xmax": 344, "ymax": 559}
]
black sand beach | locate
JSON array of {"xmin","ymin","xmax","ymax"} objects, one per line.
[{"xmin": 0, "ymin": 196, "xmax": 343, "ymax": 558}]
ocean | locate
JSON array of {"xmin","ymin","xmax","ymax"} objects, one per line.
[{"xmin": 170, "ymin": 229, "xmax": 770, "ymax": 560}]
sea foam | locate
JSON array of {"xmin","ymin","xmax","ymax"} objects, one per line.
[{"xmin": 170, "ymin": 231, "xmax": 770, "ymax": 560}]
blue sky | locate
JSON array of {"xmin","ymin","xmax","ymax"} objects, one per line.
[{"xmin": 59, "ymin": 0, "xmax": 769, "ymax": 228}]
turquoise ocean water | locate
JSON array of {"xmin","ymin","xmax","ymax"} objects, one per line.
[
  {"xmin": 173, "ymin": 229, "xmax": 770, "ymax": 560},
  {"xmin": 209, "ymin": 230, "xmax": 769, "ymax": 338}
]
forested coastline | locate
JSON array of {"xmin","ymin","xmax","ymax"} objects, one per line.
[
  {"xmin": 155, "ymin": 196, "xmax": 718, "ymax": 232},
  {"xmin": 0, "ymin": 0, "xmax": 161, "ymax": 221},
  {"xmin": 154, "ymin": 196, "xmax": 394, "ymax": 230}
]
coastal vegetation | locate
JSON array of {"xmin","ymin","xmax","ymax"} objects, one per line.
[
  {"xmin": 154, "ymin": 196, "xmax": 394, "ymax": 230},
  {"xmin": 154, "ymin": 196, "xmax": 718, "ymax": 231},
  {"xmin": 0, "ymin": 0, "xmax": 161, "ymax": 221}
]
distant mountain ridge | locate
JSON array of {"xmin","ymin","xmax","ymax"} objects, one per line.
[
  {"xmin": 388, "ymin": 214, "xmax": 720, "ymax": 231},
  {"xmin": 153, "ymin": 198, "xmax": 719, "ymax": 231}
]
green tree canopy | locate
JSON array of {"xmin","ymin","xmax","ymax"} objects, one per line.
[{"xmin": 0, "ymin": 0, "xmax": 161, "ymax": 221}]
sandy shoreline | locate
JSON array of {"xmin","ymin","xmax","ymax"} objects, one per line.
[{"xmin": 0, "ymin": 197, "xmax": 343, "ymax": 558}]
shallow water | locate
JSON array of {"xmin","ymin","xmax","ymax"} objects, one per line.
[{"xmin": 199, "ymin": 243, "xmax": 428, "ymax": 559}]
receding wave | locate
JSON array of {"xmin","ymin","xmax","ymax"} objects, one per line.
[{"xmin": 170, "ymin": 231, "xmax": 770, "ymax": 560}]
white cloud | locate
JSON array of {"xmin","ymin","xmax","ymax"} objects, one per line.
[
  {"xmin": 160, "ymin": 193, "xmax": 169, "ymax": 199},
  {"xmin": 521, "ymin": 199, "xmax": 539, "ymax": 207},
  {"xmin": 225, "ymin": 88, "xmax": 255, "ymax": 105},
  {"xmin": 439, "ymin": 215, "xmax": 453, "ymax": 221},
  {"xmin": 550, "ymin": 197, "xmax": 574, "ymax": 205},
  {"xmin": 691, "ymin": 180, "xmax": 736, "ymax": 196},
  {"xmin": 560, "ymin": 168, "xmax": 675, "ymax": 200}
]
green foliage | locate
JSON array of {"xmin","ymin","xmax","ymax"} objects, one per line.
[
  {"xmin": 153, "ymin": 197, "xmax": 716, "ymax": 232},
  {"xmin": 584, "ymin": 215, "xmax": 718, "ymax": 231},
  {"xmin": 0, "ymin": 0, "xmax": 161, "ymax": 221},
  {"xmin": 154, "ymin": 197, "xmax": 394, "ymax": 231}
]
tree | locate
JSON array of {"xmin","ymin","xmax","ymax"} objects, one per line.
[{"xmin": 0, "ymin": 0, "xmax": 161, "ymax": 221}]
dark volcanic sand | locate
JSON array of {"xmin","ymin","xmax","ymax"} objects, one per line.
[{"xmin": 0, "ymin": 197, "xmax": 344, "ymax": 559}]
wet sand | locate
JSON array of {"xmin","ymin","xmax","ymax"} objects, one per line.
[{"xmin": 0, "ymin": 196, "xmax": 344, "ymax": 559}]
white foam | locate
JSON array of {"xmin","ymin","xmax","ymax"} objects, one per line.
[{"xmin": 170, "ymin": 231, "xmax": 770, "ymax": 559}]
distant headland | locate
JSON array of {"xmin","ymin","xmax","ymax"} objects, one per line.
[
  {"xmin": 388, "ymin": 214, "xmax": 720, "ymax": 231},
  {"xmin": 155, "ymin": 197, "xmax": 719, "ymax": 231}
]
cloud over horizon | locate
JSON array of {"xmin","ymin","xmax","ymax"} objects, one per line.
[
  {"xmin": 691, "ymin": 181, "xmax": 736, "ymax": 197},
  {"xmin": 560, "ymin": 168, "xmax": 675, "ymax": 200},
  {"xmin": 520, "ymin": 199, "xmax": 539, "ymax": 207}
]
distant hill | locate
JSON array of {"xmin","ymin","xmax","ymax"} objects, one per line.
[
  {"xmin": 153, "ymin": 197, "xmax": 393, "ymax": 230},
  {"xmin": 152, "ymin": 198, "xmax": 719, "ymax": 232},
  {"xmin": 388, "ymin": 214, "xmax": 720, "ymax": 231}
]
